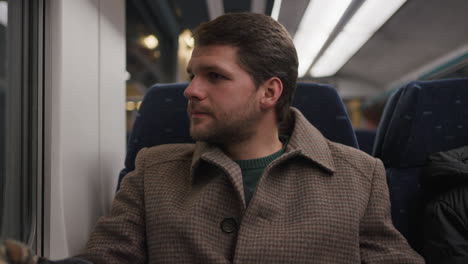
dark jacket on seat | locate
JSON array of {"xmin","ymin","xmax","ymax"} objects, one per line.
[{"xmin": 422, "ymin": 145, "xmax": 468, "ymax": 264}]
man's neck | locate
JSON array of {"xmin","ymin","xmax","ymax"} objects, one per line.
[{"xmin": 221, "ymin": 129, "xmax": 283, "ymax": 161}]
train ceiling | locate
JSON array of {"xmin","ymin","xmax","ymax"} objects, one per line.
[{"xmin": 128, "ymin": 0, "xmax": 468, "ymax": 90}]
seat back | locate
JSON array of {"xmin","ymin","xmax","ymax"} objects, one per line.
[
  {"xmin": 293, "ymin": 82, "xmax": 358, "ymax": 148},
  {"xmin": 373, "ymin": 78, "xmax": 468, "ymax": 252},
  {"xmin": 118, "ymin": 83, "xmax": 191, "ymax": 189},
  {"xmin": 355, "ymin": 129, "xmax": 376, "ymax": 155},
  {"xmin": 118, "ymin": 82, "xmax": 358, "ymax": 188}
]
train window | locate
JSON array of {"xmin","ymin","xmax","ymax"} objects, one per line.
[
  {"xmin": 0, "ymin": 0, "xmax": 44, "ymax": 248},
  {"xmin": 0, "ymin": 0, "xmax": 5, "ymax": 240},
  {"xmin": 125, "ymin": 0, "xmax": 197, "ymax": 137},
  {"xmin": 126, "ymin": 0, "xmax": 178, "ymax": 136}
]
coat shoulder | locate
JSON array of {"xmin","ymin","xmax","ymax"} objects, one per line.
[
  {"xmin": 327, "ymin": 141, "xmax": 382, "ymax": 178},
  {"xmin": 139, "ymin": 144, "xmax": 195, "ymax": 167}
]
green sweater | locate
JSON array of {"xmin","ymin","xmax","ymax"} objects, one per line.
[{"xmin": 235, "ymin": 138, "xmax": 288, "ymax": 205}]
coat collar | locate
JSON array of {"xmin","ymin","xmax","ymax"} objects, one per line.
[
  {"xmin": 283, "ymin": 107, "xmax": 335, "ymax": 173},
  {"xmin": 190, "ymin": 107, "xmax": 335, "ymax": 176}
]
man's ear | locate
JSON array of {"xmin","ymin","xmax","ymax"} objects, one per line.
[{"xmin": 259, "ymin": 77, "xmax": 283, "ymax": 110}]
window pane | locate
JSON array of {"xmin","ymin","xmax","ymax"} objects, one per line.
[
  {"xmin": 125, "ymin": 0, "xmax": 179, "ymax": 138},
  {"xmin": 0, "ymin": 0, "xmax": 42, "ymax": 247},
  {"xmin": 0, "ymin": 0, "xmax": 27, "ymax": 241},
  {"xmin": 0, "ymin": 0, "xmax": 11, "ymax": 239}
]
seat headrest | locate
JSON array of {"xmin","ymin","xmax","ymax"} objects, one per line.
[
  {"xmin": 374, "ymin": 78, "xmax": 468, "ymax": 167},
  {"xmin": 293, "ymin": 82, "xmax": 358, "ymax": 148},
  {"xmin": 124, "ymin": 83, "xmax": 192, "ymax": 173}
]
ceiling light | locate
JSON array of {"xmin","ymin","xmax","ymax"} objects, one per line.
[
  {"xmin": 142, "ymin": 35, "xmax": 159, "ymax": 50},
  {"xmin": 180, "ymin": 29, "xmax": 194, "ymax": 49},
  {"xmin": 126, "ymin": 101, "xmax": 136, "ymax": 111},
  {"xmin": 310, "ymin": 0, "xmax": 407, "ymax": 77},
  {"xmin": 0, "ymin": 2, "xmax": 7, "ymax": 26},
  {"xmin": 294, "ymin": 0, "xmax": 352, "ymax": 77},
  {"xmin": 270, "ymin": 0, "xmax": 282, "ymax": 20},
  {"xmin": 125, "ymin": 71, "xmax": 131, "ymax": 81}
]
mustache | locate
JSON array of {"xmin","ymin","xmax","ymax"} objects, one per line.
[{"xmin": 187, "ymin": 102, "xmax": 212, "ymax": 115}]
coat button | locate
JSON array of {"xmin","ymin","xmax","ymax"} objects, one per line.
[{"xmin": 220, "ymin": 218, "xmax": 238, "ymax": 233}]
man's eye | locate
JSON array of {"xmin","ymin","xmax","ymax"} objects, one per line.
[{"xmin": 209, "ymin": 72, "xmax": 225, "ymax": 80}]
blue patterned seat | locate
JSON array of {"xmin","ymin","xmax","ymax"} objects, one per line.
[
  {"xmin": 373, "ymin": 78, "xmax": 468, "ymax": 252},
  {"xmin": 355, "ymin": 129, "xmax": 376, "ymax": 155}
]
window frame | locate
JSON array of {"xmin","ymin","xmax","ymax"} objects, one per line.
[{"xmin": 1, "ymin": 0, "xmax": 44, "ymax": 254}]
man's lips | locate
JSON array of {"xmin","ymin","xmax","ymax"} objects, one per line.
[
  {"xmin": 188, "ymin": 101, "xmax": 212, "ymax": 118},
  {"xmin": 189, "ymin": 109, "xmax": 211, "ymax": 118},
  {"xmin": 191, "ymin": 111, "xmax": 209, "ymax": 118}
]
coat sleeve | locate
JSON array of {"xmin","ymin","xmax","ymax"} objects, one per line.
[
  {"xmin": 359, "ymin": 158, "xmax": 425, "ymax": 264},
  {"xmin": 75, "ymin": 148, "xmax": 149, "ymax": 264},
  {"xmin": 422, "ymin": 186, "xmax": 468, "ymax": 264}
]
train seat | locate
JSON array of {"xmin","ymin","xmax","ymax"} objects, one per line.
[
  {"xmin": 293, "ymin": 82, "xmax": 358, "ymax": 148},
  {"xmin": 372, "ymin": 78, "xmax": 468, "ymax": 252},
  {"xmin": 118, "ymin": 82, "xmax": 358, "ymax": 189},
  {"xmin": 355, "ymin": 129, "xmax": 376, "ymax": 155},
  {"xmin": 118, "ymin": 83, "xmax": 191, "ymax": 189}
]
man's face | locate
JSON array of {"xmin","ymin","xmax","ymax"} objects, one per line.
[{"xmin": 184, "ymin": 45, "xmax": 262, "ymax": 144}]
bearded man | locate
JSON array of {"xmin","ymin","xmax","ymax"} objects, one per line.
[{"xmin": 1, "ymin": 12, "xmax": 424, "ymax": 264}]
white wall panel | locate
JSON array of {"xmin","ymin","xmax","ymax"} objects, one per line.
[
  {"xmin": 98, "ymin": 0, "xmax": 126, "ymax": 218},
  {"xmin": 44, "ymin": 0, "xmax": 125, "ymax": 259}
]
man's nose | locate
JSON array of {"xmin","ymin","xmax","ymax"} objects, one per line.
[{"xmin": 184, "ymin": 79, "xmax": 206, "ymax": 100}]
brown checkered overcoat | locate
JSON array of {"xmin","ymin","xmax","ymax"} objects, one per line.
[{"xmin": 79, "ymin": 108, "xmax": 424, "ymax": 263}]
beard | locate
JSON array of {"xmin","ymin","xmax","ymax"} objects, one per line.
[{"xmin": 188, "ymin": 98, "xmax": 261, "ymax": 145}]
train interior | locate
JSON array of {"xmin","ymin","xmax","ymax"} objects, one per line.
[{"xmin": 1, "ymin": 0, "xmax": 468, "ymax": 260}]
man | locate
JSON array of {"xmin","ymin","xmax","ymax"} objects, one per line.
[{"xmin": 1, "ymin": 12, "xmax": 423, "ymax": 263}]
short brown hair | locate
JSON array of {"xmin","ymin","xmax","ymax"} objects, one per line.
[{"xmin": 193, "ymin": 13, "xmax": 298, "ymax": 123}]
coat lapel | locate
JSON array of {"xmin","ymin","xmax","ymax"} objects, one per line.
[
  {"xmin": 284, "ymin": 107, "xmax": 335, "ymax": 175},
  {"xmin": 191, "ymin": 141, "xmax": 247, "ymax": 209}
]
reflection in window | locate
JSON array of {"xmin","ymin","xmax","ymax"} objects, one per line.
[
  {"xmin": 125, "ymin": 0, "xmax": 199, "ymax": 139},
  {"xmin": 177, "ymin": 29, "xmax": 194, "ymax": 82},
  {"xmin": 126, "ymin": 0, "xmax": 166, "ymax": 136}
]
